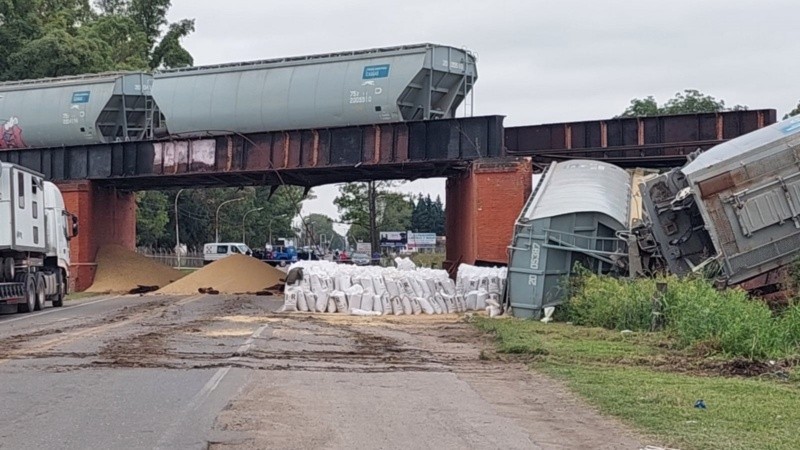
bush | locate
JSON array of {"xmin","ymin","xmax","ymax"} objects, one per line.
[
  {"xmin": 664, "ymin": 280, "xmax": 780, "ymax": 359},
  {"xmin": 565, "ymin": 274, "xmax": 800, "ymax": 360},
  {"xmin": 778, "ymin": 302, "xmax": 800, "ymax": 353},
  {"xmin": 566, "ymin": 274, "xmax": 655, "ymax": 331}
]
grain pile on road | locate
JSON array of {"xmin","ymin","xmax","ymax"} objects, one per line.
[
  {"xmin": 86, "ymin": 245, "xmax": 184, "ymax": 293},
  {"xmin": 157, "ymin": 254, "xmax": 285, "ymax": 295}
]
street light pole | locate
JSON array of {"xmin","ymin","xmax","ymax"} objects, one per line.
[
  {"xmin": 242, "ymin": 207, "xmax": 264, "ymax": 244},
  {"xmin": 174, "ymin": 188, "xmax": 185, "ymax": 268},
  {"xmin": 268, "ymin": 214, "xmax": 287, "ymax": 247},
  {"xmin": 215, "ymin": 197, "xmax": 246, "ymax": 243}
]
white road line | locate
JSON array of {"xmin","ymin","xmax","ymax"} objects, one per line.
[
  {"xmin": 155, "ymin": 323, "xmax": 270, "ymax": 449},
  {"xmin": 0, "ymin": 295, "xmax": 118, "ymax": 325},
  {"xmin": 233, "ymin": 324, "xmax": 270, "ymax": 357},
  {"xmin": 0, "ymin": 293, "xmax": 205, "ymax": 326}
]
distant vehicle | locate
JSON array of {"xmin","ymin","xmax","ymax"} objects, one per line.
[
  {"xmin": 350, "ymin": 253, "xmax": 370, "ymax": 266},
  {"xmin": 203, "ymin": 242, "xmax": 252, "ymax": 265},
  {"xmin": 265, "ymin": 245, "xmax": 297, "ymax": 267},
  {"xmin": 399, "ymin": 246, "xmax": 417, "ymax": 255}
]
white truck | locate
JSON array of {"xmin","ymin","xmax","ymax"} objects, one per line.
[{"xmin": 0, "ymin": 162, "xmax": 77, "ymax": 313}]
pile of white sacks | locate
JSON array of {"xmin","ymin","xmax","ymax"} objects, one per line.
[{"xmin": 282, "ymin": 258, "xmax": 507, "ymax": 317}]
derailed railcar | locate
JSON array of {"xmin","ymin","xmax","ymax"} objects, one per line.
[
  {"xmin": 640, "ymin": 115, "xmax": 800, "ymax": 286},
  {"xmin": 506, "ymin": 160, "xmax": 634, "ymax": 317}
]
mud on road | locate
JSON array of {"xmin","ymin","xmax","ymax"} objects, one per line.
[{"xmin": 0, "ymin": 295, "xmax": 644, "ymax": 449}]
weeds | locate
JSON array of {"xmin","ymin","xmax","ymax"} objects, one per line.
[{"xmin": 565, "ymin": 274, "xmax": 800, "ymax": 360}]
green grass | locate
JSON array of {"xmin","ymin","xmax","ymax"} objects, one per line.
[
  {"xmin": 474, "ymin": 317, "xmax": 800, "ymax": 450},
  {"xmin": 566, "ymin": 274, "xmax": 800, "ymax": 359},
  {"xmin": 409, "ymin": 252, "xmax": 445, "ymax": 269}
]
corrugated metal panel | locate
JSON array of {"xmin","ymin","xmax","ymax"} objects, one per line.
[{"xmin": 523, "ymin": 160, "xmax": 631, "ymax": 226}]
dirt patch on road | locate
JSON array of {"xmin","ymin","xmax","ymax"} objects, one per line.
[{"xmin": 209, "ymin": 311, "xmax": 645, "ymax": 449}]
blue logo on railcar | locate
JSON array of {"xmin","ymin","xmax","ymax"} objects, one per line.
[
  {"xmin": 781, "ymin": 118, "xmax": 800, "ymax": 135},
  {"xmin": 71, "ymin": 91, "xmax": 90, "ymax": 104},
  {"xmin": 362, "ymin": 64, "xmax": 390, "ymax": 79}
]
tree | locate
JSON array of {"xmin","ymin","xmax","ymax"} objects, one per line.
[
  {"xmin": 135, "ymin": 185, "xmax": 310, "ymax": 250},
  {"xmin": 619, "ymin": 90, "xmax": 745, "ymax": 117},
  {"xmin": 785, "ymin": 101, "xmax": 800, "ymax": 119},
  {"xmin": 0, "ymin": 0, "xmax": 195, "ymax": 81},
  {"xmin": 432, "ymin": 195, "xmax": 445, "ymax": 236},
  {"xmin": 135, "ymin": 191, "xmax": 170, "ymax": 247},
  {"xmin": 411, "ymin": 194, "xmax": 445, "ymax": 235},
  {"xmin": 620, "ymin": 96, "xmax": 660, "ymax": 118},
  {"xmin": 334, "ymin": 182, "xmax": 413, "ymax": 247},
  {"xmin": 300, "ymin": 214, "xmax": 345, "ymax": 251}
]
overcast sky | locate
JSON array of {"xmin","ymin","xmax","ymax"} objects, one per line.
[{"xmin": 167, "ymin": 0, "xmax": 800, "ymax": 234}]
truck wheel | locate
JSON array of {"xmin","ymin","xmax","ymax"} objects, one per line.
[
  {"xmin": 34, "ymin": 273, "xmax": 46, "ymax": 311},
  {"xmin": 52, "ymin": 271, "xmax": 65, "ymax": 307},
  {"xmin": 17, "ymin": 274, "xmax": 36, "ymax": 313},
  {"xmin": 1, "ymin": 257, "xmax": 14, "ymax": 282}
]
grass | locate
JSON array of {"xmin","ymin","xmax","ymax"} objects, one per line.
[
  {"xmin": 409, "ymin": 252, "xmax": 445, "ymax": 269},
  {"xmin": 566, "ymin": 273, "xmax": 800, "ymax": 360},
  {"xmin": 474, "ymin": 317, "xmax": 800, "ymax": 450}
]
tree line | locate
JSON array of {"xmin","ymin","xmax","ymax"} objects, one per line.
[{"xmin": 0, "ymin": 0, "xmax": 195, "ymax": 81}]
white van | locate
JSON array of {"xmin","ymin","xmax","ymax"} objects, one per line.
[{"xmin": 203, "ymin": 242, "xmax": 253, "ymax": 265}]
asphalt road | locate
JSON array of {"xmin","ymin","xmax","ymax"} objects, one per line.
[
  {"xmin": 0, "ymin": 294, "xmax": 645, "ymax": 450},
  {"xmin": 0, "ymin": 294, "xmax": 280, "ymax": 449}
]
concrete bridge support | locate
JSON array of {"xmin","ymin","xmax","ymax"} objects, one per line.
[
  {"xmin": 444, "ymin": 158, "xmax": 532, "ymax": 274},
  {"xmin": 57, "ymin": 181, "xmax": 137, "ymax": 292}
]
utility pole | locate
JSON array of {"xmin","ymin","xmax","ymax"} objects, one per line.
[
  {"xmin": 242, "ymin": 207, "xmax": 264, "ymax": 244},
  {"xmin": 215, "ymin": 197, "xmax": 245, "ymax": 243},
  {"xmin": 174, "ymin": 189, "xmax": 185, "ymax": 268},
  {"xmin": 368, "ymin": 180, "xmax": 379, "ymax": 255}
]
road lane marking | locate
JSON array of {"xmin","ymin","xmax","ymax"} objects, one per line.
[
  {"xmin": 0, "ymin": 295, "xmax": 118, "ymax": 325},
  {"xmin": 232, "ymin": 324, "xmax": 270, "ymax": 357},
  {"xmin": 155, "ymin": 322, "xmax": 269, "ymax": 448},
  {"xmin": 176, "ymin": 294, "xmax": 205, "ymax": 306}
]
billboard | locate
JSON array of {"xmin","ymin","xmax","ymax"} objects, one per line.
[
  {"xmin": 407, "ymin": 232, "xmax": 437, "ymax": 248},
  {"xmin": 356, "ymin": 242, "xmax": 372, "ymax": 253},
  {"xmin": 379, "ymin": 231, "xmax": 407, "ymax": 248}
]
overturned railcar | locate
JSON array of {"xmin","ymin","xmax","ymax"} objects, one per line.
[
  {"xmin": 506, "ymin": 160, "xmax": 634, "ymax": 317},
  {"xmin": 641, "ymin": 115, "xmax": 800, "ymax": 286}
]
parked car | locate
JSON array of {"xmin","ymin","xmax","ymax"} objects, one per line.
[
  {"xmin": 203, "ymin": 242, "xmax": 252, "ymax": 265},
  {"xmin": 351, "ymin": 253, "xmax": 370, "ymax": 266}
]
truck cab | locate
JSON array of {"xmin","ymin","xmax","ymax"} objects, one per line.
[{"xmin": 0, "ymin": 162, "xmax": 76, "ymax": 313}]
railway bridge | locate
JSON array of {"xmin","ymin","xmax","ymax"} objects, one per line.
[{"xmin": 0, "ymin": 109, "xmax": 775, "ymax": 291}]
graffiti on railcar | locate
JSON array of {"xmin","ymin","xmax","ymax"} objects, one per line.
[{"xmin": 0, "ymin": 116, "xmax": 26, "ymax": 150}]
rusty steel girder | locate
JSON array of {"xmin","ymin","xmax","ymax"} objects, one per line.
[
  {"xmin": 0, "ymin": 116, "xmax": 505, "ymax": 190},
  {"xmin": 505, "ymin": 110, "xmax": 777, "ymax": 168}
]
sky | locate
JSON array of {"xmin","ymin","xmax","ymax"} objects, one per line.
[{"xmin": 167, "ymin": 0, "xmax": 800, "ymax": 234}]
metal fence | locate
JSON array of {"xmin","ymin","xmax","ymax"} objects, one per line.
[{"xmin": 136, "ymin": 247, "xmax": 204, "ymax": 269}]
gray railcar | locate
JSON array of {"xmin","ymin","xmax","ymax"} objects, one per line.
[
  {"xmin": 152, "ymin": 43, "xmax": 477, "ymax": 137},
  {"xmin": 0, "ymin": 72, "xmax": 156, "ymax": 149},
  {"xmin": 641, "ymin": 115, "xmax": 800, "ymax": 285}
]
